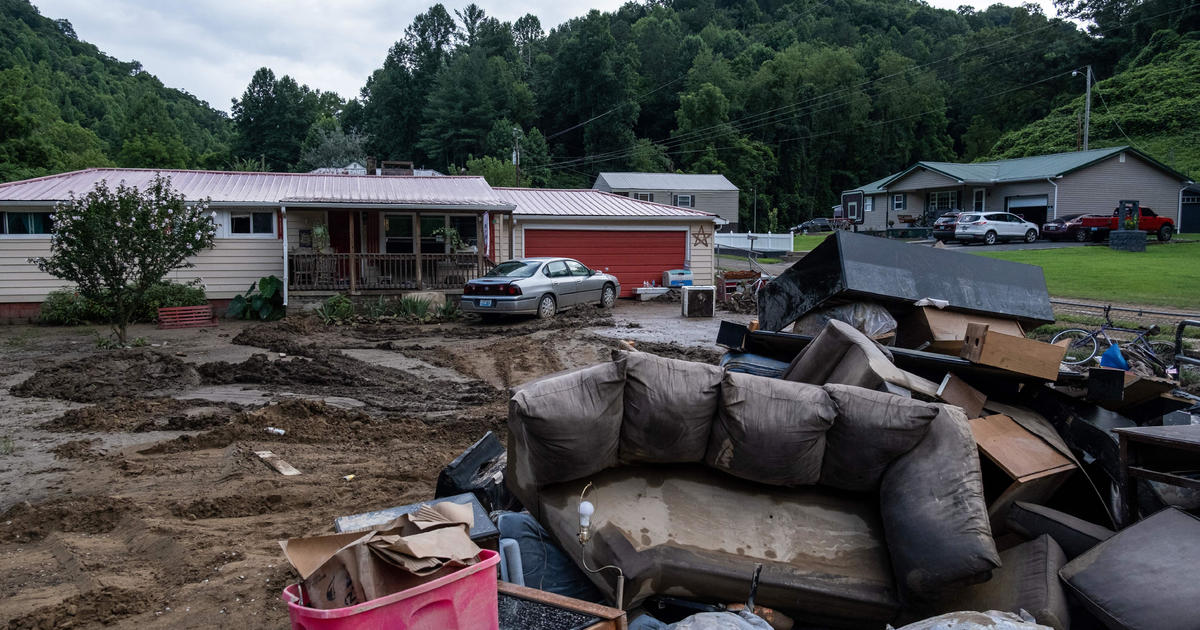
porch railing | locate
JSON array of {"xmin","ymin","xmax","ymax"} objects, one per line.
[{"xmin": 289, "ymin": 253, "xmax": 493, "ymax": 292}]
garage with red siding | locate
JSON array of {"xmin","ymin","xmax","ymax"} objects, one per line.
[{"xmin": 524, "ymin": 229, "xmax": 686, "ymax": 297}]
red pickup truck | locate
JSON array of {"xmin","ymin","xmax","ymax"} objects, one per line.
[{"xmin": 1080, "ymin": 207, "xmax": 1175, "ymax": 241}]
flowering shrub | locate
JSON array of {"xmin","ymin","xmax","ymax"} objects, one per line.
[{"xmin": 31, "ymin": 175, "xmax": 216, "ymax": 344}]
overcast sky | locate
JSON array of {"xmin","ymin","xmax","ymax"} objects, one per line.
[{"xmin": 33, "ymin": 0, "xmax": 1063, "ymax": 114}]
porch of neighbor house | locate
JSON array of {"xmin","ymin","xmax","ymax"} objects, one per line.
[{"xmin": 285, "ymin": 208, "xmax": 511, "ymax": 294}]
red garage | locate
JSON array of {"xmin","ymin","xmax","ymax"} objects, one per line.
[{"xmin": 493, "ymin": 189, "xmax": 718, "ymax": 297}]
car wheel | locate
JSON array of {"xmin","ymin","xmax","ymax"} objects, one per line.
[
  {"xmin": 983, "ymin": 230, "xmax": 997, "ymax": 246},
  {"xmin": 1158, "ymin": 224, "xmax": 1173, "ymax": 242},
  {"xmin": 1025, "ymin": 229, "xmax": 1037, "ymax": 243},
  {"xmin": 537, "ymin": 294, "xmax": 556, "ymax": 319},
  {"xmin": 600, "ymin": 284, "xmax": 616, "ymax": 308},
  {"xmin": 1073, "ymin": 230, "xmax": 1088, "ymax": 243}
]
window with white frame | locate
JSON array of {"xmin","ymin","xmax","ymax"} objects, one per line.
[
  {"xmin": 674, "ymin": 194, "xmax": 694, "ymax": 208},
  {"xmin": 1184, "ymin": 195, "xmax": 1200, "ymax": 204},
  {"xmin": 228, "ymin": 210, "xmax": 275, "ymax": 237},
  {"xmin": 973, "ymin": 189, "xmax": 986, "ymax": 211},
  {"xmin": 928, "ymin": 191, "xmax": 958, "ymax": 212},
  {"xmin": 632, "ymin": 192, "xmax": 653, "ymax": 202},
  {"xmin": 893, "ymin": 194, "xmax": 905, "ymax": 211},
  {"xmin": 864, "ymin": 197, "xmax": 873, "ymax": 212},
  {"xmin": 0, "ymin": 211, "xmax": 53, "ymax": 236}
]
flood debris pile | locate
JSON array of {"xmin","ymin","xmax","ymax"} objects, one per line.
[{"xmin": 329, "ymin": 230, "xmax": 1191, "ymax": 629}]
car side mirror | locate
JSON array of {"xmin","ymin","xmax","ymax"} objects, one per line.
[{"xmin": 587, "ymin": 269, "xmax": 596, "ymax": 276}]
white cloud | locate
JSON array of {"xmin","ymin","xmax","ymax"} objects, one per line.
[{"xmin": 32, "ymin": 0, "xmax": 1060, "ymax": 113}]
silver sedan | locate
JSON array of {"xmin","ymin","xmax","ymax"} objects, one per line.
[{"xmin": 460, "ymin": 257, "xmax": 620, "ymax": 319}]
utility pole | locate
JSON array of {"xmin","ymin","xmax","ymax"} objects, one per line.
[
  {"xmin": 512, "ymin": 127, "xmax": 522, "ymax": 187},
  {"xmin": 1074, "ymin": 65, "xmax": 1092, "ymax": 151},
  {"xmin": 752, "ymin": 186, "xmax": 757, "ymax": 234}
]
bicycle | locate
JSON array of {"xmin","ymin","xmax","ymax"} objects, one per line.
[{"xmin": 1050, "ymin": 305, "xmax": 1176, "ymax": 375}]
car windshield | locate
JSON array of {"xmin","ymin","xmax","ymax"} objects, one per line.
[
  {"xmin": 485, "ymin": 260, "xmax": 541, "ymax": 278},
  {"xmin": 959, "ymin": 214, "xmax": 981, "ymax": 222}
]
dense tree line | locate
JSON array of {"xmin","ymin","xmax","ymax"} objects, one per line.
[
  {"xmin": 3, "ymin": 0, "xmax": 1197, "ymax": 226},
  {"xmin": 0, "ymin": 0, "xmax": 232, "ymax": 180}
]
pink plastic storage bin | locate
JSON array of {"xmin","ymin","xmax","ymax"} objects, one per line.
[{"xmin": 281, "ymin": 549, "xmax": 499, "ymax": 630}]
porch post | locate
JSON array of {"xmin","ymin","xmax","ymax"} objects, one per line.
[
  {"xmin": 412, "ymin": 213, "xmax": 423, "ymax": 290},
  {"xmin": 281, "ymin": 205, "xmax": 288, "ymax": 306},
  {"xmin": 476, "ymin": 213, "xmax": 485, "ymax": 275},
  {"xmin": 508, "ymin": 213, "xmax": 515, "ymax": 260},
  {"xmin": 349, "ymin": 211, "xmax": 357, "ymax": 294}
]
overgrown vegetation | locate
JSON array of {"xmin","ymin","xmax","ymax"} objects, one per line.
[
  {"xmin": 227, "ymin": 276, "xmax": 285, "ymax": 321},
  {"xmin": 31, "ymin": 176, "xmax": 216, "ymax": 344},
  {"xmin": 39, "ymin": 281, "xmax": 206, "ymax": 326}
]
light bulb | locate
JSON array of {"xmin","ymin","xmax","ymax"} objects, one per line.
[{"xmin": 579, "ymin": 500, "xmax": 594, "ymax": 528}]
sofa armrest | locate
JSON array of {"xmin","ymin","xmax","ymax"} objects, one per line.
[{"xmin": 880, "ymin": 404, "xmax": 1000, "ymax": 600}]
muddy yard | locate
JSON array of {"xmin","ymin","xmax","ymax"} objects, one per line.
[{"xmin": 0, "ymin": 302, "xmax": 743, "ymax": 629}]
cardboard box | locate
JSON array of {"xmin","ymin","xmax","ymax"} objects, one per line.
[
  {"xmin": 960, "ymin": 323, "xmax": 1066, "ymax": 381},
  {"xmin": 898, "ymin": 306, "xmax": 1025, "ymax": 355}
]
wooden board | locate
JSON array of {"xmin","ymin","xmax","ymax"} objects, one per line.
[
  {"xmin": 936, "ymin": 373, "xmax": 987, "ymax": 418},
  {"xmin": 255, "ymin": 450, "xmax": 301, "ymax": 476},
  {"xmin": 969, "ymin": 414, "xmax": 1075, "ymax": 482},
  {"xmin": 960, "ymin": 323, "xmax": 1066, "ymax": 381},
  {"xmin": 498, "ymin": 581, "xmax": 626, "ymax": 630}
]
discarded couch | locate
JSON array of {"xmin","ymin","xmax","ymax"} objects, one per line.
[{"xmin": 505, "ymin": 349, "xmax": 999, "ymax": 628}]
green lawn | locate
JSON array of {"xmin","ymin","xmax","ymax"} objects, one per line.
[
  {"xmin": 793, "ymin": 233, "xmax": 836, "ymax": 251},
  {"xmin": 976, "ymin": 242, "xmax": 1200, "ymax": 309}
]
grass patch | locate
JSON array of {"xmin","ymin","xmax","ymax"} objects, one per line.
[
  {"xmin": 793, "ymin": 233, "xmax": 836, "ymax": 251},
  {"xmin": 976, "ymin": 242, "xmax": 1200, "ymax": 309},
  {"xmin": 718, "ymin": 255, "xmax": 782, "ymax": 265}
]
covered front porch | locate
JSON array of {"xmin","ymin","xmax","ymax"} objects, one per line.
[{"xmin": 284, "ymin": 207, "xmax": 514, "ymax": 295}]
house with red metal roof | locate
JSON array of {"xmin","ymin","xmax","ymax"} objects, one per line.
[{"xmin": 0, "ymin": 168, "xmax": 718, "ymax": 318}]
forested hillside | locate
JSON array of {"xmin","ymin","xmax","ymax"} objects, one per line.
[
  {"xmin": 990, "ymin": 32, "xmax": 1200, "ymax": 177},
  {"xmin": 4, "ymin": 0, "xmax": 1198, "ymax": 226},
  {"xmin": 0, "ymin": 0, "xmax": 232, "ymax": 181}
]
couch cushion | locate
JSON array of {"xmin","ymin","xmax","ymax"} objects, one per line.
[
  {"xmin": 617, "ymin": 350, "xmax": 723, "ymax": 464},
  {"xmin": 538, "ymin": 464, "xmax": 901, "ymax": 627},
  {"xmin": 939, "ymin": 534, "xmax": 1070, "ymax": 630},
  {"xmin": 706, "ymin": 372, "xmax": 836, "ymax": 486},
  {"xmin": 508, "ymin": 359, "xmax": 626, "ymax": 487},
  {"xmin": 820, "ymin": 384, "xmax": 938, "ymax": 492},
  {"xmin": 1059, "ymin": 507, "xmax": 1200, "ymax": 630},
  {"xmin": 785, "ymin": 319, "xmax": 937, "ymax": 396},
  {"xmin": 1006, "ymin": 502, "xmax": 1114, "ymax": 561}
]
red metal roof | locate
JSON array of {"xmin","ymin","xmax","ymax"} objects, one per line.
[
  {"xmin": 0, "ymin": 168, "xmax": 512, "ymax": 208},
  {"xmin": 495, "ymin": 188, "xmax": 716, "ymax": 219}
]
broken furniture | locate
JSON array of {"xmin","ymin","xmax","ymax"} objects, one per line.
[
  {"xmin": 756, "ymin": 231, "xmax": 1054, "ymax": 332},
  {"xmin": 499, "ymin": 581, "xmax": 626, "ymax": 630},
  {"xmin": 681, "ymin": 285, "xmax": 716, "ymax": 317},
  {"xmin": 782, "ymin": 319, "xmax": 939, "ymax": 397},
  {"xmin": 1004, "ymin": 502, "xmax": 1114, "ymax": 561},
  {"xmin": 156, "ymin": 304, "xmax": 217, "ymax": 329},
  {"xmin": 505, "ymin": 350, "xmax": 999, "ymax": 628},
  {"xmin": 968, "ymin": 414, "xmax": 1077, "ymax": 532},
  {"xmin": 935, "ymin": 534, "xmax": 1070, "ymax": 630},
  {"xmin": 1058, "ymin": 507, "xmax": 1200, "ymax": 630},
  {"xmin": 960, "ymin": 323, "xmax": 1066, "ymax": 382},
  {"xmin": 896, "ymin": 306, "xmax": 1025, "ymax": 355},
  {"xmin": 436, "ymin": 431, "xmax": 516, "ymax": 513},
  {"xmin": 1113, "ymin": 424, "xmax": 1200, "ymax": 525},
  {"xmin": 334, "ymin": 493, "xmax": 500, "ymax": 550}
]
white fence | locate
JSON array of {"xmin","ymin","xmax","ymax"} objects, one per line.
[{"xmin": 714, "ymin": 232, "xmax": 793, "ymax": 251}]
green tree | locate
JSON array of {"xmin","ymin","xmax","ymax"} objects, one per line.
[
  {"xmin": 298, "ymin": 118, "xmax": 368, "ymax": 171},
  {"xmin": 32, "ymin": 175, "xmax": 216, "ymax": 344},
  {"xmin": 230, "ymin": 68, "xmax": 321, "ymax": 170},
  {"xmin": 465, "ymin": 155, "xmax": 517, "ymax": 186}
]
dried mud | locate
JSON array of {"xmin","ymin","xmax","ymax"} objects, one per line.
[
  {"xmin": 40, "ymin": 397, "xmax": 240, "ymax": 433},
  {"xmin": 1, "ymin": 496, "xmax": 135, "ymax": 544},
  {"xmin": 11, "ymin": 350, "xmax": 201, "ymax": 403}
]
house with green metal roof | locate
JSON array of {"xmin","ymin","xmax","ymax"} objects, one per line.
[{"xmin": 840, "ymin": 146, "xmax": 1194, "ymax": 232}]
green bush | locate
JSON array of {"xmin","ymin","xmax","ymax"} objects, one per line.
[
  {"xmin": 227, "ymin": 276, "xmax": 285, "ymax": 321},
  {"xmin": 39, "ymin": 289, "xmax": 107, "ymax": 325},
  {"xmin": 399, "ymin": 295, "xmax": 432, "ymax": 321},
  {"xmin": 316, "ymin": 294, "xmax": 355, "ymax": 324},
  {"xmin": 41, "ymin": 282, "xmax": 208, "ymax": 326},
  {"xmin": 136, "ymin": 282, "xmax": 207, "ymax": 322}
]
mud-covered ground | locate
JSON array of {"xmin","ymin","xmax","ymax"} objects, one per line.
[{"xmin": 0, "ymin": 302, "xmax": 741, "ymax": 629}]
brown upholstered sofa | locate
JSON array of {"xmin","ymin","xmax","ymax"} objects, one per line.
[{"xmin": 505, "ymin": 345, "xmax": 999, "ymax": 628}]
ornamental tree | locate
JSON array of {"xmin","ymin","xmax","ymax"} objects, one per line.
[{"xmin": 33, "ymin": 174, "xmax": 216, "ymax": 344}]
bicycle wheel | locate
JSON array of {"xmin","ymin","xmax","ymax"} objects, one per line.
[{"xmin": 1051, "ymin": 329, "xmax": 1099, "ymax": 365}]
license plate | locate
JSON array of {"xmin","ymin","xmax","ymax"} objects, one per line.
[{"xmin": 478, "ymin": 299, "xmax": 493, "ymax": 307}]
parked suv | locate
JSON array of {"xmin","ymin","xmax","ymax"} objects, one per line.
[
  {"xmin": 955, "ymin": 212, "xmax": 1039, "ymax": 245},
  {"xmin": 932, "ymin": 212, "xmax": 961, "ymax": 242}
]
